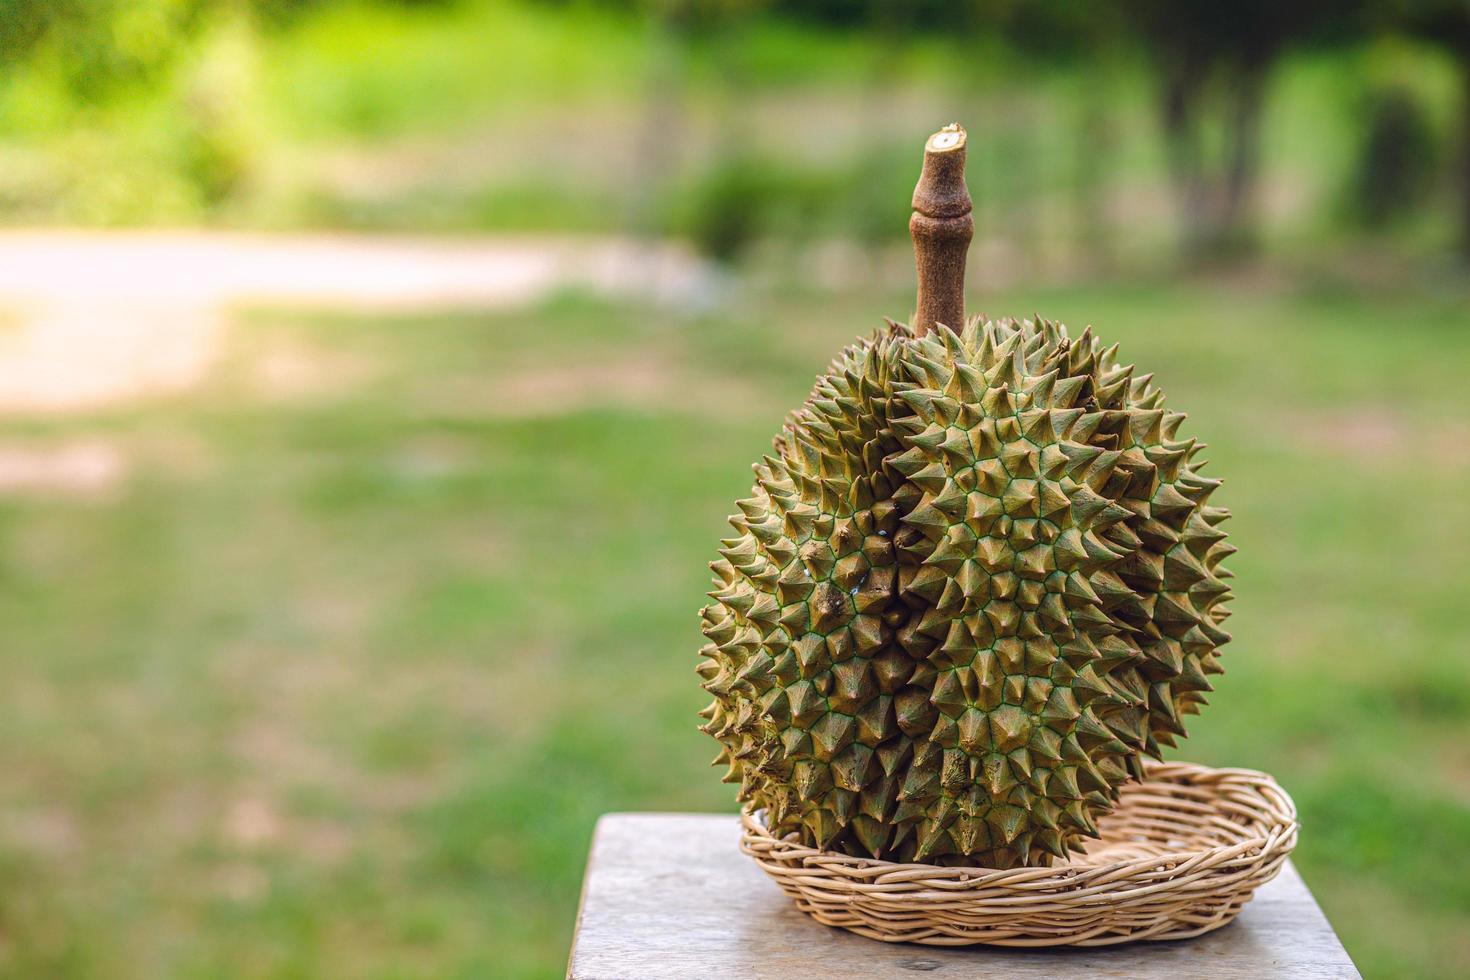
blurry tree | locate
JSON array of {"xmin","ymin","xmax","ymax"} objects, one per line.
[
  {"xmin": 620, "ymin": 0, "xmax": 775, "ymax": 244},
  {"xmin": 0, "ymin": 0, "xmax": 57, "ymax": 65},
  {"xmin": 1120, "ymin": 0, "xmax": 1363, "ymax": 260},
  {"xmin": 1390, "ymin": 0, "xmax": 1470, "ymax": 260},
  {"xmin": 772, "ymin": 0, "xmax": 971, "ymax": 33},
  {"xmin": 0, "ymin": 0, "xmax": 211, "ymax": 101},
  {"xmin": 773, "ymin": 0, "xmax": 1006, "ymax": 267},
  {"xmin": 0, "ymin": 0, "xmax": 239, "ymax": 220},
  {"xmin": 976, "ymin": 0, "xmax": 1126, "ymax": 270},
  {"xmin": 1350, "ymin": 85, "xmax": 1439, "ymax": 229},
  {"xmin": 248, "ymin": 0, "xmax": 322, "ymax": 28},
  {"xmin": 249, "ymin": 0, "xmax": 452, "ymax": 26}
]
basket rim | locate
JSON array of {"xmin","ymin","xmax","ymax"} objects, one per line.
[
  {"xmin": 740, "ymin": 760, "xmax": 1298, "ymax": 884},
  {"xmin": 738, "ymin": 760, "xmax": 1299, "ymax": 946}
]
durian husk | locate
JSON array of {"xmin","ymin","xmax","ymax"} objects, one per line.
[{"xmin": 698, "ymin": 316, "xmax": 1232, "ymax": 869}]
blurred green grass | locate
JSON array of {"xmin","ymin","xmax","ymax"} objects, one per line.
[{"xmin": 0, "ymin": 277, "xmax": 1465, "ymax": 978}]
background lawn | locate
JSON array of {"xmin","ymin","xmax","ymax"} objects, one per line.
[{"xmin": 0, "ymin": 274, "xmax": 1464, "ymax": 978}]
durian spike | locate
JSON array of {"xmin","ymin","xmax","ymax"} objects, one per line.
[{"xmin": 910, "ymin": 123, "xmax": 973, "ymax": 337}]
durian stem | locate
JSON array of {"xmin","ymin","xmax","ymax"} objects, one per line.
[{"xmin": 910, "ymin": 124, "xmax": 973, "ymax": 337}]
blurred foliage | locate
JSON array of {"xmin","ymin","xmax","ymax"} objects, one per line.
[
  {"xmin": 0, "ymin": 0, "xmax": 221, "ymax": 102},
  {"xmin": 770, "ymin": 0, "xmax": 975, "ymax": 34},
  {"xmin": 0, "ymin": 0, "xmax": 1467, "ymax": 262},
  {"xmin": 1117, "ymin": 0, "xmax": 1364, "ymax": 256},
  {"xmin": 1351, "ymin": 85, "xmax": 1441, "ymax": 228},
  {"xmin": 680, "ymin": 154, "xmax": 795, "ymax": 262},
  {"xmin": 676, "ymin": 144, "xmax": 913, "ymax": 261}
]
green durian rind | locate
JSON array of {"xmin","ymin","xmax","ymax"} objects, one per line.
[{"xmin": 699, "ymin": 317, "xmax": 1231, "ymax": 868}]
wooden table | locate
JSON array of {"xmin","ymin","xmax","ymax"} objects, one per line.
[{"xmin": 568, "ymin": 813, "xmax": 1359, "ymax": 979}]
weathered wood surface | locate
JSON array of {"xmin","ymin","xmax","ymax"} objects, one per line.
[{"xmin": 567, "ymin": 813, "xmax": 1359, "ymax": 979}]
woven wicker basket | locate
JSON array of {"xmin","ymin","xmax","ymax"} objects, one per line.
[{"xmin": 740, "ymin": 761, "xmax": 1297, "ymax": 947}]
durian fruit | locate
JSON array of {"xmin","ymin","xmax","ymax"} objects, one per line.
[{"xmin": 697, "ymin": 124, "xmax": 1233, "ymax": 869}]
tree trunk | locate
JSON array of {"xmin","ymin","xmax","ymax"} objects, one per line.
[
  {"xmin": 1460, "ymin": 55, "xmax": 1470, "ymax": 263},
  {"xmin": 1160, "ymin": 60, "xmax": 1209, "ymax": 260},
  {"xmin": 625, "ymin": 6, "xmax": 688, "ymax": 237},
  {"xmin": 1216, "ymin": 60, "xmax": 1270, "ymax": 257},
  {"xmin": 1003, "ymin": 98, "xmax": 1042, "ymax": 277},
  {"xmin": 1074, "ymin": 80, "xmax": 1114, "ymax": 272}
]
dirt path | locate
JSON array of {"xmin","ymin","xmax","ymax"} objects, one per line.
[{"xmin": 0, "ymin": 231, "xmax": 712, "ymax": 412}]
